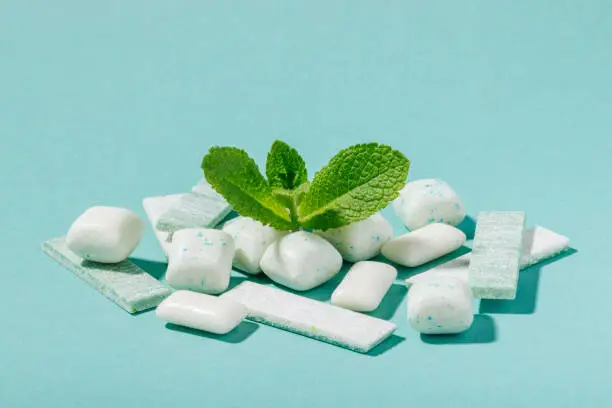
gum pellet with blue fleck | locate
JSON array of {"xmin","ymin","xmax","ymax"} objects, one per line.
[{"xmin": 407, "ymin": 277, "xmax": 474, "ymax": 335}]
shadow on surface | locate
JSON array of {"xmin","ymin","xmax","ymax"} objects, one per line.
[
  {"xmin": 420, "ymin": 314, "xmax": 496, "ymax": 345},
  {"xmin": 457, "ymin": 215, "xmax": 477, "ymax": 240},
  {"xmin": 369, "ymin": 284, "xmax": 407, "ymax": 320},
  {"xmin": 479, "ymin": 248, "xmax": 577, "ymax": 315},
  {"xmin": 227, "ymin": 274, "xmax": 250, "ymax": 291},
  {"xmin": 300, "ymin": 262, "xmax": 352, "ymax": 301},
  {"xmin": 227, "ymin": 272, "xmax": 280, "ymax": 290},
  {"xmin": 165, "ymin": 320, "xmax": 259, "ymax": 343},
  {"xmin": 479, "ymin": 267, "xmax": 541, "ymax": 314},
  {"xmin": 218, "ymin": 210, "xmax": 240, "ymax": 228},
  {"xmin": 367, "ymin": 335, "xmax": 406, "ymax": 356},
  {"xmin": 130, "ymin": 257, "xmax": 168, "ymax": 280}
]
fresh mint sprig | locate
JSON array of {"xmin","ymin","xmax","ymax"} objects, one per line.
[
  {"xmin": 201, "ymin": 146, "xmax": 294, "ymax": 230},
  {"xmin": 202, "ymin": 140, "xmax": 410, "ymax": 231}
]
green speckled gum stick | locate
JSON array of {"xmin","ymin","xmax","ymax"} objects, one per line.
[
  {"xmin": 156, "ymin": 190, "xmax": 232, "ymax": 233},
  {"xmin": 469, "ymin": 211, "xmax": 526, "ymax": 300},
  {"xmin": 43, "ymin": 237, "xmax": 173, "ymax": 313}
]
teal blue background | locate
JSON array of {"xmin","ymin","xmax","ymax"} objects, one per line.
[{"xmin": 2, "ymin": 1, "xmax": 610, "ymax": 407}]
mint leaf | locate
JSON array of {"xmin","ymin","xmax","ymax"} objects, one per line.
[
  {"xmin": 202, "ymin": 147, "xmax": 293, "ymax": 230},
  {"xmin": 298, "ymin": 143, "xmax": 410, "ymax": 230},
  {"xmin": 272, "ymin": 183, "xmax": 310, "ymax": 229},
  {"xmin": 266, "ymin": 140, "xmax": 308, "ymax": 190}
]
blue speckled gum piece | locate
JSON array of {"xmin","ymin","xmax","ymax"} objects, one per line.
[
  {"xmin": 42, "ymin": 237, "xmax": 173, "ymax": 313},
  {"xmin": 156, "ymin": 180, "xmax": 232, "ymax": 233},
  {"xmin": 469, "ymin": 211, "xmax": 526, "ymax": 299}
]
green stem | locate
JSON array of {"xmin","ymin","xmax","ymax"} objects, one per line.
[
  {"xmin": 272, "ymin": 184, "xmax": 309, "ymax": 231},
  {"xmin": 289, "ymin": 195, "xmax": 300, "ymax": 230}
]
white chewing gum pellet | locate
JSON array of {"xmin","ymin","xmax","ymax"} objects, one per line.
[
  {"xmin": 381, "ymin": 223, "xmax": 466, "ymax": 267},
  {"xmin": 165, "ymin": 228, "xmax": 234, "ymax": 294},
  {"xmin": 520, "ymin": 226, "xmax": 569, "ymax": 267},
  {"xmin": 331, "ymin": 261, "xmax": 397, "ymax": 312},
  {"xmin": 260, "ymin": 231, "xmax": 343, "ymax": 291},
  {"xmin": 315, "ymin": 213, "xmax": 393, "ymax": 262},
  {"xmin": 407, "ymin": 277, "xmax": 474, "ymax": 335},
  {"xmin": 392, "ymin": 179, "xmax": 466, "ymax": 231},
  {"xmin": 66, "ymin": 206, "xmax": 144, "ymax": 264},
  {"xmin": 222, "ymin": 216, "xmax": 287, "ymax": 274},
  {"xmin": 157, "ymin": 290, "xmax": 247, "ymax": 334}
]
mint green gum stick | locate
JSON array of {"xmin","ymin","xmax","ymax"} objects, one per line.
[
  {"xmin": 43, "ymin": 237, "xmax": 172, "ymax": 313},
  {"xmin": 469, "ymin": 211, "xmax": 526, "ymax": 299}
]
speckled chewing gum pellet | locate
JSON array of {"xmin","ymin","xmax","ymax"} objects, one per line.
[
  {"xmin": 407, "ymin": 277, "xmax": 474, "ymax": 334},
  {"xmin": 221, "ymin": 281, "xmax": 396, "ymax": 353},
  {"xmin": 42, "ymin": 237, "xmax": 172, "ymax": 313},
  {"xmin": 165, "ymin": 228, "xmax": 235, "ymax": 294},
  {"xmin": 469, "ymin": 211, "xmax": 526, "ymax": 300},
  {"xmin": 392, "ymin": 179, "xmax": 466, "ymax": 231}
]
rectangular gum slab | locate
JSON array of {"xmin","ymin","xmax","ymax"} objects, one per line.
[
  {"xmin": 43, "ymin": 237, "xmax": 172, "ymax": 313},
  {"xmin": 221, "ymin": 281, "xmax": 396, "ymax": 353},
  {"xmin": 155, "ymin": 189, "xmax": 232, "ymax": 233},
  {"xmin": 469, "ymin": 212, "xmax": 526, "ymax": 299}
]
